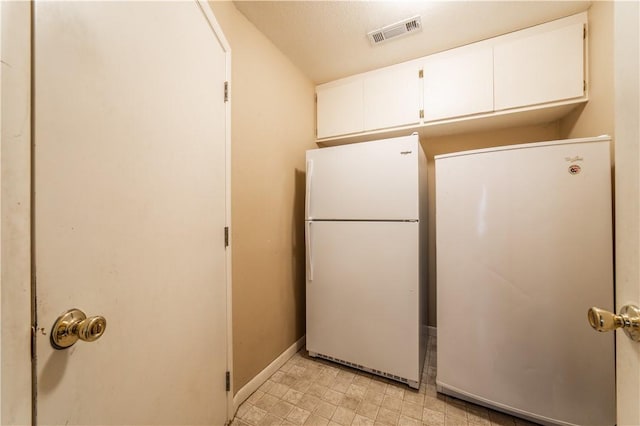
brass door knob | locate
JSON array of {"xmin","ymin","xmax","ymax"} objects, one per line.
[
  {"xmin": 51, "ymin": 308, "xmax": 107, "ymax": 349},
  {"xmin": 587, "ymin": 304, "xmax": 640, "ymax": 342}
]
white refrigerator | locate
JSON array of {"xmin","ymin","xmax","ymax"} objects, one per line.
[
  {"xmin": 305, "ymin": 134, "xmax": 427, "ymax": 388},
  {"xmin": 435, "ymin": 136, "xmax": 615, "ymax": 425}
]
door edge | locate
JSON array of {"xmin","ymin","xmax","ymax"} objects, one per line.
[
  {"xmin": 195, "ymin": 1, "xmax": 235, "ymax": 422},
  {"xmin": 0, "ymin": 1, "xmax": 34, "ymax": 425}
]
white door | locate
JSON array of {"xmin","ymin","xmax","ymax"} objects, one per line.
[
  {"xmin": 33, "ymin": 2, "xmax": 229, "ymax": 425},
  {"xmin": 306, "ymin": 135, "xmax": 419, "ymax": 221},
  {"xmin": 305, "ymin": 221, "xmax": 420, "ymax": 383}
]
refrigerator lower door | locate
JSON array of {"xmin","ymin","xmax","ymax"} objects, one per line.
[
  {"xmin": 436, "ymin": 139, "xmax": 615, "ymax": 426},
  {"xmin": 306, "ymin": 220, "xmax": 421, "ymax": 386}
]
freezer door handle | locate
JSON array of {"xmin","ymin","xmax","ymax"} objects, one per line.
[
  {"xmin": 305, "ymin": 160, "xmax": 313, "ymax": 219},
  {"xmin": 306, "ymin": 221, "xmax": 313, "ymax": 282}
]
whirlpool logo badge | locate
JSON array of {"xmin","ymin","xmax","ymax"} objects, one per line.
[
  {"xmin": 400, "ymin": 151, "xmax": 412, "ymax": 155},
  {"xmin": 565, "ymin": 155, "xmax": 583, "ymax": 175},
  {"xmin": 568, "ymin": 164, "xmax": 582, "ymax": 175}
]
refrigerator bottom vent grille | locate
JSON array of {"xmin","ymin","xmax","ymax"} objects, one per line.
[{"xmin": 313, "ymin": 352, "xmax": 410, "ymax": 386}]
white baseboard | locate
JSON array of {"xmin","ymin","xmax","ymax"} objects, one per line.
[{"xmin": 233, "ymin": 335, "xmax": 306, "ymax": 413}]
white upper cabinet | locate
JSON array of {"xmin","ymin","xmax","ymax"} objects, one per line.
[
  {"xmin": 494, "ymin": 21, "xmax": 585, "ymax": 111},
  {"xmin": 316, "ymin": 79, "xmax": 364, "ymax": 139},
  {"xmin": 423, "ymin": 46, "xmax": 494, "ymax": 122},
  {"xmin": 363, "ymin": 63, "xmax": 422, "ymax": 131},
  {"xmin": 315, "ymin": 12, "xmax": 587, "ymax": 144},
  {"xmin": 317, "ymin": 63, "xmax": 421, "ymax": 139}
]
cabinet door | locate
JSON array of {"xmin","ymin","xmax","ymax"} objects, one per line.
[
  {"xmin": 423, "ymin": 46, "xmax": 494, "ymax": 122},
  {"xmin": 363, "ymin": 63, "xmax": 421, "ymax": 131},
  {"xmin": 316, "ymin": 79, "xmax": 364, "ymax": 139},
  {"xmin": 494, "ymin": 22, "xmax": 584, "ymax": 110}
]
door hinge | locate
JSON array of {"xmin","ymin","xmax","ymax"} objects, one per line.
[
  {"xmin": 224, "ymin": 227, "xmax": 229, "ymax": 247},
  {"xmin": 584, "ymin": 80, "xmax": 587, "ymax": 92},
  {"xmin": 583, "ymin": 25, "xmax": 586, "ymax": 39},
  {"xmin": 419, "ymin": 109, "xmax": 424, "ymax": 119},
  {"xmin": 224, "ymin": 81, "xmax": 229, "ymax": 103},
  {"xmin": 418, "ymin": 69, "xmax": 423, "ymax": 79},
  {"xmin": 225, "ymin": 371, "xmax": 231, "ymax": 391}
]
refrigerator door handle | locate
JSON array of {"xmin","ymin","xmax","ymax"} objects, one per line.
[
  {"xmin": 306, "ymin": 221, "xmax": 313, "ymax": 282},
  {"xmin": 306, "ymin": 160, "xmax": 313, "ymax": 219}
]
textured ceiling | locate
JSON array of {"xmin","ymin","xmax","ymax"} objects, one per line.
[{"xmin": 233, "ymin": 1, "xmax": 592, "ymax": 84}]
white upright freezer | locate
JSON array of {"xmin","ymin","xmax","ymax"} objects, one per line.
[
  {"xmin": 435, "ymin": 136, "xmax": 615, "ymax": 425},
  {"xmin": 305, "ymin": 134, "xmax": 428, "ymax": 388}
]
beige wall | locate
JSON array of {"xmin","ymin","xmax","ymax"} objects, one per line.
[{"xmin": 207, "ymin": 1, "xmax": 316, "ymax": 393}]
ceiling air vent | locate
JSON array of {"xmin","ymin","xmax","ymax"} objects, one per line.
[{"xmin": 367, "ymin": 15, "xmax": 422, "ymax": 46}]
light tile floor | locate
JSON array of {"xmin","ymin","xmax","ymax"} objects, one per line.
[{"xmin": 231, "ymin": 337, "xmax": 538, "ymax": 426}]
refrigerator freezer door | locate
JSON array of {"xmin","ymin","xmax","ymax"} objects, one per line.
[
  {"xmin": 306, "ymin": 135, "xmax": 420, "ymax": 221},
  {"xmin": 436, "ymin": 138, "xmax": 614, "ymax": 425},
  {"xmin": 306, "ymin": 221, "xmax": 420, "ymax": 383}
]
